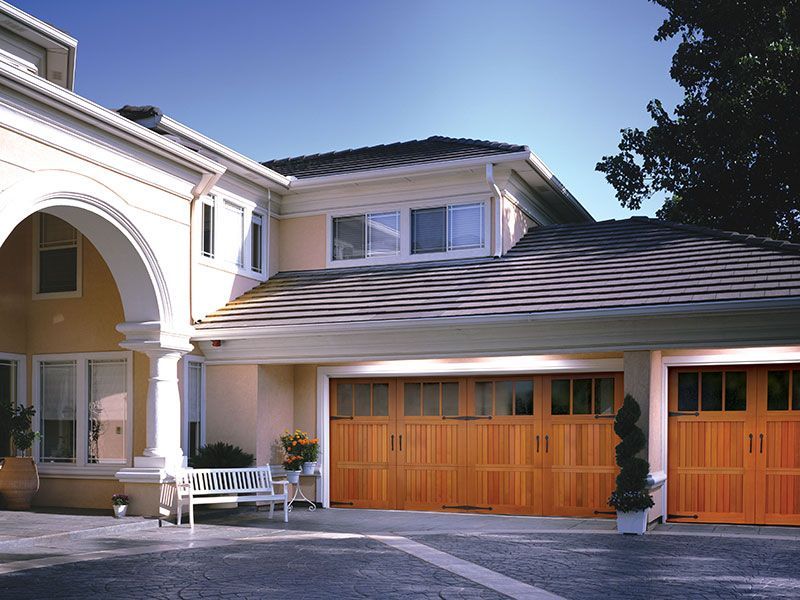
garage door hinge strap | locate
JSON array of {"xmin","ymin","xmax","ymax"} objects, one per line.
[
  {"xmin": 668, "ymin": 411, "xmax": 700, "ymax": 417},
  {"xmin": 667, "ymin": 513, "xmax": 699, "ymax": 519},
  {"xmin": 442, "ymin": 504, "xmax": 493, "ymax": 510},
  {"xmin": 441, "ymin": 415, "xmax": 492, "ymax": 421}
]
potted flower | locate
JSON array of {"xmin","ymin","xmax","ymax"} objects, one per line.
[
  {"xmin": 299, "ymin": 437, "xmax": 319, "ymax": 475},
  {"xmin": 282, "ymin": 455, "xmax": 303, "ymax": 483},
  {"xmin": 0, "ymin": 399, "xmax": 40, "ymax": 510},
  {"xmin": 608, "ymin": 394, "xmax": 654, "ymax": 535},
  {"xmin": 112, "ymin": 494, "xmax": 130, "ymax": 518}
]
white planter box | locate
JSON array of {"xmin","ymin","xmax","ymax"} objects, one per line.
[{"xmin": 617, "ymin": 510, "xmax": 648, "ymax": 535}]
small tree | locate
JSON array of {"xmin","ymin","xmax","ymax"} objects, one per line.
[
  {"xmin": 608, "ymin": 394, "xmax": 654, "ymax": 513},
  {"xmin": 0, "ymin": 399, "xmax": 37, "ymax": 457},
  {"xmin": 188, "ymin": 442, "xmax": 254, "ymax": 468}
]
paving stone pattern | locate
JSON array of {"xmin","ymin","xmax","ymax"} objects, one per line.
[
  {"xmin": 410, "ymin": 531, "xmax": 800, "ymax": 599},
  {"xmin": 0, "ymin": 537, "xmax": 503, "ymax": 600}
]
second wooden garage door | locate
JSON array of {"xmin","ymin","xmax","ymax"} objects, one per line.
[{"xmin": 330, "ymin": 373, "xmax": 622, "ymax": 517}]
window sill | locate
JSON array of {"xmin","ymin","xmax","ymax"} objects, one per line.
[
  {"xmin": 327, "ymin": 246, "xmax": 489, "ymax": 269},
  {"xmin": 32, "ymin": 290, "xmax": 82, "ymax": 301},
  {"xmin": 37, "ymin": 464, "xmax": 129, "ymax": 479}
]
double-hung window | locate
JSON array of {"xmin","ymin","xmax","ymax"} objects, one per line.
[
  {"xmin": 183, "ymin": 358, "xmax": 205, "ymax": 458},
  {"xmin": 35, "ymin": 352, "xmax": 131, "ymax": 470},
  {"xmin": 411, "ymin": 202, "xmax": 484, "ymax": 254},
  {"xmin": 332, "ymin": 211, "xmax": 400, "ymax": 261},
  {"xmin": 200, "ymin": 194, "xmax": 267, "ymax": 277},
  {"xmin": 35, "ymin": 213, "xmax": 81, "ymax": 297}
]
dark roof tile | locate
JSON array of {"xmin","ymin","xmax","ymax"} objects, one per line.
[
  {"xmin": 261, "ymin": 135, "xmax": 528, "ymax": 178},
  {"xmin": 195, "ymin": 218, "xmax": 800, "ymax": 330}
]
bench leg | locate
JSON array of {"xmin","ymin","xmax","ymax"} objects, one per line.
[
  {"xmin": 283, "ymin": 495, "xmax": 289, "ymax": 523},
  {"xmin": 269, "ymin": 501, "xmax": 275, "ymax": 520},
  {"xmin": 189, "ymin": 502, "xmax": 195, "ymax": 529},
  {"xmin": 176, "ymin": 499, "xmax": 182, "ymax": 526}
]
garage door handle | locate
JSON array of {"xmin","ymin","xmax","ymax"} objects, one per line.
[
  {"xmin": 536, "ymin": 435, "xmax": 540, "ymax": 453},
  {"xmin": 391, "ymin": 434, "xmax": 394, "ymax": 451},
  {"xmin": 760, "ymin": 433, "xmax": 764, "ymax": 454},
  {"xmin": 399, "ymin": 435, "xmax": 403, "ymax": 451},
  {"xmin": 545, "ymin": 434, "xmax": 549, "ymax": 453},
  {"xmin": 749, "ymin": 433, "xmax": 753, "ymax": 453}
]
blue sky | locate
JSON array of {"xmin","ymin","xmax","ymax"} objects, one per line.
[{"xmin": 16, "ymin": 0, "xmax": 681, "ymax": 220}]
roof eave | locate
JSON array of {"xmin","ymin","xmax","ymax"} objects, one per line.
[
  {"xmin": 0, "ymin": 58, "xmax": 225, "ymax": 177},
  {"xmin": 284, "ymin": 151, "xmax": 533, "ymax": 190},
  {"xmin": 158, "ymin": 116, "xmax": 291, "ymax": 189},
  {"xmin": 191, "ymin": 297, "xmax": 800, "ymax": 341},
  {"xmin": 524, "ymin": 151, "xmax": 594, "ymax": 222}
]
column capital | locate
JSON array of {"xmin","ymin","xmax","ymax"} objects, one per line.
[{"xmin": 116, "ymin": 321, "xmax": 194, "ymax": 355}]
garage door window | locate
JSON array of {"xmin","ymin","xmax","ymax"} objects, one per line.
[
  {"xmin": 767, "ymin": 370, "xmax": 800, "ymax": 411},
  {"xmin": 404, "ymin": 382, "xmax": 458, "ymax": 416},
  {"xmin": 474, "ymin": 380, "xmax": 534, "ymax": 416},
  {"xmin": 551, "ymin": 377, "xmax": 615, "ymax": 415},
  {"xmin": 335, "ymin": 382, "xmax": 390, "ymax": 417},
  {"xmin": 677, "ymin": 370, "xmax": 748, "ymax": 412}
]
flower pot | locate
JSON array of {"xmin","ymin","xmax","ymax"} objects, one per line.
[
  {"xmin": 616, "ymin": 509, "xmax": 648, "ymax": 535},
  {"xmin": 286, "ymin": 470, "xmax": 301, "ymax": 484},
  {"xmin": 113, "ymin": 504, "xmax": 128, "ymax": 518},
  {"xmin": 0, "ymin": 457, "xmax": 40, "ymax": 510},
  {"xmin": 302, "ymin": 461, "xmax": 317, "ymax": 476}
]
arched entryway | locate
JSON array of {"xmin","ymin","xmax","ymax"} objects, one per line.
[{"xmin": 0, "ymin": 170, "xmax": 192, "ymax": 512}]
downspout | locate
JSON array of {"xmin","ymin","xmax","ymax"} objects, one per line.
[
  {"xmin": 486, "ymin": 163, "xmax": 504, "ymax": 257},
  {"xmin": 265, "ymin": 189, "xmax": 272, "ymax": 279},
  {"xmin": 190, "ymin": 171, "xmax": 224, "ymax": 324}
]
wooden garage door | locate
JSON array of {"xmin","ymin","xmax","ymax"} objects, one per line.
[
  {"xmin": 668, "ymin": 364, "xmax": 800, "ymax": 525},
  {"xmin": 330, "ymin": 373, "xmax": 622, "ymax": 517}
]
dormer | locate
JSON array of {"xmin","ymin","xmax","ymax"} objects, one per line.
[{"xmin": 0, "ymin": 1, "xmax": 77, "ymax": 89}]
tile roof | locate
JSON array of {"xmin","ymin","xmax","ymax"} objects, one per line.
[
  {"xmin": 195, "ymin": 217, "xmax": 800, "ymax": 331},
  {"xmin": 260, "ymin": 136, "xmax": 529, "ymax": 178}
]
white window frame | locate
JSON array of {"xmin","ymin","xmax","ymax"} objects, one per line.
[
  {"xmin": 32, "ymin": 213, "xmax": 83, "ymax": 300},
  {"xmin": 326, "ymin": 198, "xmax": 490, "ymax": 268},
  {"xmin": 0, "ymin": 350, "xmax": 27, "ymax": 413},
  {"xmin": 32, "ymin": 351, "xmax": 133, "ymax": 478},
  {"xmin": 197, "ymin": 192, "xmax": 268, "ymax": 281},
  {"xmin": 331, "ymin": 211, "xmax": 401, "ymax": 263},
  {"xmin": 181, "ymin": 356, "xmax": 206, "ymax": 457}
]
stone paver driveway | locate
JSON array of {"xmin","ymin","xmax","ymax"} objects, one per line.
[{"xmin": 1, "ymin": 508, "xmax": 799, "ymax": 599}]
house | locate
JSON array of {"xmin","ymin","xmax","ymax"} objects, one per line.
[{"xmin": 1, "ymin": 1, "xmax": 799, "ymax": 526}]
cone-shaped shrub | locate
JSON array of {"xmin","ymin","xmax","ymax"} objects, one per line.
[{"xmin": 608, "ymin": 394, "xmax": 654, "ymax": 513}]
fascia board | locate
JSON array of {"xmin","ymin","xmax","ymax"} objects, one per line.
[
  {"xmin": 0, "ymin": 59, "xmax": 225, "ymax": 177},
  {"xmin": 285, "ymin": 151, "xmax": 533, "ymax": 190},
  {"xmin": 159, "ymin": 117, "xmax": 290, "ymax": 189},
  {"xmin": 190, "ymin": 297, "xmax": 800, "ymax": 341},
  {"xmin": 0, "ymin": 1, "xmax": 77, "ymax": 48},
  {"xmin": 524, "ymin": 151, "xmax": 594, "ymax": 222}
]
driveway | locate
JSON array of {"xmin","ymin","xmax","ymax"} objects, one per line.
[{"xmin": 1, "ymin": 508, "xmax": 799, "ymax": 599}]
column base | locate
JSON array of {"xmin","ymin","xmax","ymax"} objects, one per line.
[{"xmin": 115, "ymin": 455, "xmax": 187, "ymax": 518}]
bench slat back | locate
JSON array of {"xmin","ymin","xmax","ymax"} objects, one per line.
[{"xmin": 179, "ymin": 466, "xmax": 275, "ymax": 496}]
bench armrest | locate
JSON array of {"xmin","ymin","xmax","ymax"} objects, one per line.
[{"xmin": 273, "ymin": 480, "xmax": 290, "ymax": 490}]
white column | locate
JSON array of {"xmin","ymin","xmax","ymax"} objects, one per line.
[{"xmin": 141, "ymin": 349, "xmax": 184, "ymax": 467}]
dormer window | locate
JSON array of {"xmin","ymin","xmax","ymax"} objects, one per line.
[
  {"xmin": 412, "ymin": 203, "xmax": 484, "ymax": 254},
  {"xmin": 332, "ymin": 212, "xmax": 400, "ymax": 261}
]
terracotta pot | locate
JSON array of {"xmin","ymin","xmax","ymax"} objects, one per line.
[{"xmin": 0, "ymin": 457, "xmax": 40, "ymax": 510}]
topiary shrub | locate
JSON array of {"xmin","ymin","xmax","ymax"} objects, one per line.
[
  {"xmin": 188, "ymin": 442, "xmax": 254, "ymax": 469},
  {"xmin": 608, "ymin": 394, "xmax": 654, "ymax": 513}
]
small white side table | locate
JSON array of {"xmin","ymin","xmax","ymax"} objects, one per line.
[{"xmin": 287, "ymin": 476, "xmax": 317, "ymax": 512}]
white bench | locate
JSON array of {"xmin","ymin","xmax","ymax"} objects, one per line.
[{"xmin": 175, "ymin": 466, "xmax": 289, "ymax": 527}]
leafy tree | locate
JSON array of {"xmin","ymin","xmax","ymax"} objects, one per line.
[{"xmin": 597, "ymin": 0, "xmax": 800, "ymax": 241}]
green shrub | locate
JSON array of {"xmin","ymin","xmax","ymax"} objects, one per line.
[
  {"xmin": 0, "ymin": 398, "xmax": 37, "ymax": 456},
  {"xmin": 608, "ymin": 394, "xmax": 654, "ymax": 513},
  {"xmin": 188, "ymin": 442, "xmax": 254, "ymax": 468}
]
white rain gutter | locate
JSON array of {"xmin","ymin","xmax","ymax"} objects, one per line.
[
  {"xmin": 189, "ymin": 170, "xmax": 225, "ymax": 323},
  {"xmin": 266, "ymin": 189, "xmax": 272, "ymax": 279},
  {"xmin": 486, "ymin": 163, "xmax": 504, "ymax": 257}
]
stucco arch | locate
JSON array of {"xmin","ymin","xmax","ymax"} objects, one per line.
[{"xmin": 0, "ymin": 170, "xmax": 173, "ymax": 326}]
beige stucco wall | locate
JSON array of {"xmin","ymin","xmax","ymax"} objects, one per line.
[
  {"xmin": 278, "ymin": 214, "xmax": 326, "ymax": 272},
  {"xmin": 502, "ymin": 197, "xmax": 535, "ymax": 254},
  {"xmin": 34, "ymin": 477, "xmax": 124, "ymax": 510},
  {"xmin": 205, "ymin": 364, "xmax": 258, "ymax": 457},
  {"xmin": 256, "ymin": 365, "xmax": 294, "ymax": 465}
]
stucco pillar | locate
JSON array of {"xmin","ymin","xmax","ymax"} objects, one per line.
[
  {"xmin": 115, "ymin": 321, "xmax": 193, "ymax": 517},
  {"xmin": 623, "ymin": 350, "xmax": 666, "ymax": 522}
]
